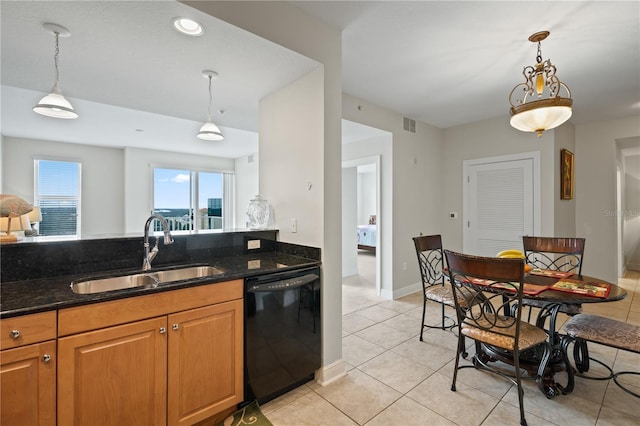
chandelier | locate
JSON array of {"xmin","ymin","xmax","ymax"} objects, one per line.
[{"xmin": 509, "ymin": 31, "xmax": 572, "ymax": 137}]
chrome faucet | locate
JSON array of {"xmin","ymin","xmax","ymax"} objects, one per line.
[{"xmin": 142, "ymin": 214, "xmax": 174, "ymax": 271}]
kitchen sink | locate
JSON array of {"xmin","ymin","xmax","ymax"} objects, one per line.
[
  {"xmin": 152, "ymin": 266, "xmax": 224, "ymax": 283},
  {"xmin": 70, "ymin": 265, "xmax": 225, "ymax": 294}
]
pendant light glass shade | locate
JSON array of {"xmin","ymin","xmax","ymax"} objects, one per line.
[
  {"xmin": 197, "ymin": 70, "xmax": 224, "ymax": 141},
  {"xmin": 197, "ymin": 121, "xmax": 224, "ymax": 141},
  {"xmin": 33, "ymin": 87, "xmax": 78, "ymax": 119},
  {"xmin": 33, "ymin": 23, "xmax": 78, "ymax": 119},
  {"xmin": 509, "ymin": 31, "xmax": 571, "ymax": 137}
]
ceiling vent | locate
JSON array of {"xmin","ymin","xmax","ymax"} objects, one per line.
[{"xmin": 403, "ymin": 117, "xmax": 416, "ymax": 134}]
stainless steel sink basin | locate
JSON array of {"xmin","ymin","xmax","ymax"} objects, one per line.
[
  {"xmin": 152, "ymin": 266, "xmax": 224, "ymax": 283},
  {"xmin": 70, "ymin": 265, "xmax": 224, "ymax": 294},
  {"xmin": 71, "ymin": 273, "xmax": 159, "ymax": 294}
]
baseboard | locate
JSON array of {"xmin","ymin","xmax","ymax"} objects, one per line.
[
  {"xmin": 315, "ymin": 359, "xmax": 347, "ymax": 386},
  {"xmin": 388, "ymin": 281, "xmax": 422, "ymax": 300}
]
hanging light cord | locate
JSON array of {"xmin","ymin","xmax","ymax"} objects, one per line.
[
  {"xmin": 52, "ymin": 31, "xmax": 61, "ymax": 90},
  {"xmin": 536, "ymin": 40, "xmax": 543, "ymax": 65},
  {"xmin": 207, "ymin": 75, "xmax": 213, "ymax": 120}
]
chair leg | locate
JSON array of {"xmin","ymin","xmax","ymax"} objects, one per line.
[
  {"xmin": 440, "ymin": 303, "xmax": 446, "ymax": 329},
  {"xmin": 420, "ymin": 298, "xmax": 427, "ymax": 341},
  {"xmin": 512, "ymin": 350, "xmax": 527, "ymax": 426},
  {"xmin": 451, "ymin": 333, "xmax": 463, "ymax": 392}
]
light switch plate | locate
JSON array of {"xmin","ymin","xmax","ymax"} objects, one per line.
[{"xmin": 248, "ymin": 240, "xmax": 260, "ymax": 249}]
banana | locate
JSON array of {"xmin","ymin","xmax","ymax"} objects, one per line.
[{"xmin": 496, "ymin": 249, "xmax": 525, "ymax": 259}]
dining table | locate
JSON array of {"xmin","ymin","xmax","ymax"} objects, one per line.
[{"xmin": 474, "ymin": 270, "xmax": 627, "ymax": 398}]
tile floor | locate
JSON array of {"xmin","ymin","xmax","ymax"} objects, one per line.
[{"xmin": 262, "ymin": 252, "xmax": 640, "ymax": 425}]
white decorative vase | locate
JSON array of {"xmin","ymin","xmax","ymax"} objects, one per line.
[{"xmin": 246, "ymin": 195, "xmax": 270, "ymax": 229}]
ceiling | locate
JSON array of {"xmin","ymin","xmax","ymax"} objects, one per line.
[
  {"xmin": 2, "ymin": 1, "xmax": 639, "ymax": 159},
  {"xmin": 1, "ymin": 0, "xmax": 319, "ymax": 158}
]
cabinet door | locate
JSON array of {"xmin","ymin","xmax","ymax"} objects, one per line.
[
  {"xmin": 167, "ymin": 299, "xmax": 243, "ymax": 426},
  {"xmin": 0, "ymin": 340, "xmax": 56, "ymax": 426},
  {"xmin": 58, "ymin": 316, "xmax": 167, "ymax": 426}
]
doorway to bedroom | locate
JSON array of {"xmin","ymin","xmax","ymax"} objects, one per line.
[{"xmin": 341, "ymin": 119, "xmax": 391, "ymax": 304}]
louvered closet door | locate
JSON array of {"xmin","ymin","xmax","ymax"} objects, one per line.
[{"xmin": 466, "ymin": 158, "xmax": 534, "ymax": 257}]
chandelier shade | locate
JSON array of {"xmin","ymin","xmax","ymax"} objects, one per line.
[
  {"xmin": 509, "ymin": 31, "xmax": 571, "ymax": 137},
  {"xmin": 33, "ymin": 23, "xmax": 78, "ymax": 119},
  {"xmin": 197, "ymin": 70, "xmax": 224, "ymax": 141}
]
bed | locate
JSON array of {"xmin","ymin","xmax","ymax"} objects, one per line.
[{"xmin": 357, "ymin": 215, "xmax": 377, "ymax": 252}]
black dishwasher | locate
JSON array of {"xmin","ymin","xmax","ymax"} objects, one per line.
[{"xmin": 244, "ymin": 266, "xmax": 321, "ymax": 405}]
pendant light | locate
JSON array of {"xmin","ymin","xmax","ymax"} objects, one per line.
[
  {"xmin": 509, "ymin": 31, "xmax": 572, "ymax": 137},
  {"xmin": 33, "ymin": 23, "xmax": 78, "ymax": 119},
  {"xmin": 197, "ymin": 70, "xmax": 224, "ymax": 141}
]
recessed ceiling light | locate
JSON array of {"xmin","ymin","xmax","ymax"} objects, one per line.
[{"xmin": 172, "ymin": 17, "xmax": 203, "ymax": 36}]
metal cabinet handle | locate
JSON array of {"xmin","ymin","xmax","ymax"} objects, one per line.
[
  {"xmin": 172, "ymin": 323, "xmax": 179, "ymax": 331},
  {"xmin": 9, "ymin": 330, "xmax": 20, "ymax": 339},
  {"xmin": 159, "ymin": 327, "xmax": 167, "ymax": 334},
  {"xmin": 42, "ymin": 354, "xmax": 52, "ymax": 363}
]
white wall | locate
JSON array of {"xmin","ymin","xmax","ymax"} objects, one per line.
[
  {"xmin": 442, "ymin": 116, "xmax": 565, "ymax": 252},
  {"xmin": 235, "ymin": 153, "xmax": 259, "ymax": 228},
  {"xmin": 342, "ymin": 167, "xmax": 358, "ymax": 277},
  {"xmin": 2, "ymin": 136, "xmax": 124, "ymax": 237},
  {"xmin": 358, "ymin": 170, "xmax": 376, "ymax": 225},
  {"xmin": 259, "ymin": 68, "xmax": 324, "ymax": 246},
  {"xmin": 624, "ymin": 154, "xmax": 640, "ymax": 268},
  {"xmin": 576, "ymin": 116, "xmax": 640, "ymax": 282}
]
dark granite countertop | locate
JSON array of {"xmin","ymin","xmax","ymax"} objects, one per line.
[{"xmin": 1, "ymin": 252, "xmax": 320, "ymax": 319}]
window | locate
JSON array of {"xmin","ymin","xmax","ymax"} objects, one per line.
[
  {"xmin": 153, "ymin": 168, "xmax": 233, "ymax": 231},
  {"xmin": 34, "ymin": 159, "xmax": 82, "ymax": 237}
]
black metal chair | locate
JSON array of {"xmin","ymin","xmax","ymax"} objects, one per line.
[
  {"xmin": 445, "ymin": 250, "xmax": 556, "ymax": 426},
  {"xmin": 412, "ymin": 235, "xmax": 457, "ymax": 340}
]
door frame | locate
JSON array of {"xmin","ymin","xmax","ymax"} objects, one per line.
[{"xmin": 462, "ymin": 151, "xmax": 541, "ymax": 254}]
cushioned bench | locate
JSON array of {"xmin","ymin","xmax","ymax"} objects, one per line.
[{"xmin": 562, "ymin": 313, "xmax": 640, "ymax": 398}]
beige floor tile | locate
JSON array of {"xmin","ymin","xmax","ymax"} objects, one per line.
[
  {"xmin": 355, "ymin": 305, "xmax": 400, "ymax": 322},
  {"xmin": 313, "ymin": 369, "xmax": 402, "ymax": 425},
  {"xmin": 596, "ymin": 405, "xmax": 640, "ymax": 426},
  {"xmin": 406, "ymin": 372, "xmax": 500, "ymax": 426},
  {"xmin": 439, "ymin": 357, "xmax": 514, "ymax": 400},
  {"xmin": 381, "ymin": 311, "xmax": 422, "ymax": 333},
  {"xmin": 343, "ymin": 312, "xmax": 378, "ymax": 334},
  {"xmin": 343, "ymin": 334, "xmax": 387, "ymax": 367},
  {"xmin": 377, "ymin": 297, "xmax": 421, "ymax": 314},
  {"xmin": 355, "ymin": 322, "xmax": 416, "ymax": 349},
  {"xmin": 501, "ymin": 380, "xmax": 601, "ymax": 425},
  {"xmin": 391, "ymin": 338, "xmax": 457, "ymax": 372},
  {"xmin": 266, "ymin": 390, "xmax": 359, "ymax": 426},
  {"xmin": 481, "ymin": 400, "xmax": 556, "ymax": 426},
  {"xmin": 365, "ymin": 396, "xmax": 457, "ymax": 426},
  {"xmin": 601, "ymin": 380, "xmax": 640, "ymax": 418},
  {"xmin": 358, "ymin": 350, "xmax": 435, "ymax": 394}
]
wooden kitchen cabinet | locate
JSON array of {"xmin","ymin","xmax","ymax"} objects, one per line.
[
  {"xmin": 57, "ymin": 279, "xmax": 244, "ymax": 426},
  {"xmin": 168, "ymin": 299, "xmax": 243, "ymax": 425},
  {"xmin": 57, "ymin": 316, "xmax": 168, "ymax": 426},
  {"xmin": 1, "ymin": 340, "xmax": 56, "ymax": 426},
  {"xmin": 0, "ymin": 311, "xmax": 57, "ymax": 426}
]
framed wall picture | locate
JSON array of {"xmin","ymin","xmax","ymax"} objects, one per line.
[{"xmin": 561, "ymin": 149, "xmax": 574, "ymax": 200}]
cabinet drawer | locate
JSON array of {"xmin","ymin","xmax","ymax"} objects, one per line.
[
  {"xmin": 1, "ymin": 311, "xmax": 57, "ymax": 349},
  {"xmin": 58, "ymin": 279, "xmax": 243, "ymax": 336}
]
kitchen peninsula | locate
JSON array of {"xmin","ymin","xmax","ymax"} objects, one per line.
[{"xmin": 0, "ymin": 230, "xmax": 321, "ymax": 425}]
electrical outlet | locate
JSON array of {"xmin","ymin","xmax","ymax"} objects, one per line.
[
  {"xmin": 247, "ymin": 240, "xmax": 260, "ymax": 249},
  {"xmin": 247, "ymin": 260, "xmax": 260, "ymax": 269},
  {"xmin": 291, "ymin": 218, "xmax": 297, "ymax": 233}
]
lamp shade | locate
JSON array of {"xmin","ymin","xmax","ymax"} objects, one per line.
[
  {"xmin": 197, "ymin": 121, "xmax": 224, "ymax": 141},
  {"xmin": 33, "ymin": 91, "xmax": 78, "ymax": 119},
  {"xmin": 28, "ymin": 206, "xmax": 43, "ymax": 223},
  {"xmin": 0, "ymin": 194, "xmax": 33, "ymax": 218},
  {"xmin": 510, "ymin": 98, "xmax": 573, "ymax": 136}
]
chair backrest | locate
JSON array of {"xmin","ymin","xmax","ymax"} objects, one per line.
[
  {"xmin": 444, "ymin": 250, "xmax": 526, "ymax": 345},
  {"xmin": 522, "ymin": 236, "xmax": 585, "ymax": 274},
  {"xmin": 412, "ymin": 234, "xmax": 445, "ymax": 290}
]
